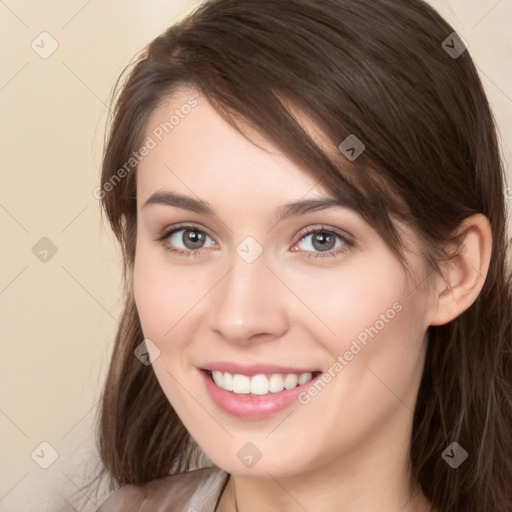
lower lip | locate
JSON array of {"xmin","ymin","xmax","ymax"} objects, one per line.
[{"xmin": 199, "ymin": 369, "xmax": 321, "ymax": 419}]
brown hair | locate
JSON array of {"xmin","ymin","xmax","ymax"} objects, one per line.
[{"xmin": 87, "ymin": 0, "xmax": 512, "ymax": 510}]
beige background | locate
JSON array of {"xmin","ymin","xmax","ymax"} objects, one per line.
[{"xmin": 0, "ymin": 1, "xmax": 511, "ymax": 510}]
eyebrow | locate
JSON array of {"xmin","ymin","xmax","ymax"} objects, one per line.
[{"xmin": 141, "ymin": 190, "xmax": 356, "ymax": 223}]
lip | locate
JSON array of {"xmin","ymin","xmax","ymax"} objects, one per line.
[{"xmin": 199, "ymin": 366, "xmax": 322, "ymax": 420}]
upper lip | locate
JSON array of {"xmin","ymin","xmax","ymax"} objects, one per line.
[{"xmin": 201, "ymin": 362, "xmax": 320, "ymax": 376}]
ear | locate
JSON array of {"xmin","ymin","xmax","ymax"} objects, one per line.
[{"xmin": 429, "ymin": 213, "xmax": 493, "ymax": 326}]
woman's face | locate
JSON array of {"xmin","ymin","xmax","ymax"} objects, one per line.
[{"xmin": 133, "ymin": 87, "xmax": 435, "ymax": 479}]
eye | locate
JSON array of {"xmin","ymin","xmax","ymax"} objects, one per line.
[
  {"xmin": 155, "ymin": 223, "xmax": 353, "ymax": 259},
  {"xmin": 156, "ymin": 224, "xmax": 217, "ymax": 255},
  {"xmin": 292, "ymin": 227, "xmax": 352, "ymax": 259}
]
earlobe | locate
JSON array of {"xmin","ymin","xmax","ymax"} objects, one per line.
[{"xmin": 429, "ymin": 214, "xmax": 493, "ymax": 326}]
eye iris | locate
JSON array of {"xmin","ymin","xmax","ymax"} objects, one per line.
[
  {"xmin": 183, "ymin": 229, "xmax": 205, "ymax": 249},
  {"xmin": 312, "ymin": 231, "xmax": 335, "ymax": 252}
]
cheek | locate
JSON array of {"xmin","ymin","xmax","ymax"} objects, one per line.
[
  {"xmin": 133, "ymin": 252, "xmax": 170, "ymax": 338},
  {"xmin": 289, "ymin": 254, "xmax": 429, "ymax": 403},
  {"xmin": 133, "ymin": 246, "xmax": 217, "ymax": 360},
  {"xmin": 133, "ymin": 251, "xmax": 205, "ymax": 414},
  {"xmin": 287, "ymin": 254, "xmax": 409, "ymax": 351},
  {"xmin": 134, "ymin": 245, "xmax": 190, "ymax": 332}
]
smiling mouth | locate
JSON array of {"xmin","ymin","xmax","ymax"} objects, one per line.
[{"xmin": 204, "ymin": 369, "xmax": 321, "ymax": 396}]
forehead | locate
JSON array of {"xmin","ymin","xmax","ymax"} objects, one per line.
[{"xmin": 137, "ymin": 87, "xmax": 333, "ymax": 205}]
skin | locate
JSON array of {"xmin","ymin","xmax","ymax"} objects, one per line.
[{"xmin": 133, "ymin": 86, "xmax": 492, "ymax": 512}]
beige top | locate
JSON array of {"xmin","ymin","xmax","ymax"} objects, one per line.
[{"xmin": 96, "ymin": 467, "xmax": 230, "ymax": 512}]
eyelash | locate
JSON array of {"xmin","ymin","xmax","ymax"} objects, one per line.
[{"xmin": 154, "ymin": 223, "xmax": 354, "ymax": 260}]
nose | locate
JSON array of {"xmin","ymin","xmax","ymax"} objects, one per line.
[{"xmin": 208, "ymin": 251, "xmax": 289, "ymax": 346}]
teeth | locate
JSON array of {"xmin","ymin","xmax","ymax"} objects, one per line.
[
  {"xmin": 232, "ymin": 374, "xmax": 250, "ymax": 394},
  {"xmin": 284, "ymin": 374, "xmax": 298, "ymax": 389},
  {"xmin": 269, "ymin": 374, "xmax": 284, "ymax": 393},
  {"xmin": 298, "ymin": 372, "xmax": 313, "ymax": 385},
  {"xmin": 210, "ymin": 371, "xmax": 314, "ymax": 395},
  {"xmin": 250, "ymin": 374, "xmax": 269, "ymax": 395},
  {"xmin": 223, "ymin": 372, "xmax": 233, "ymax": 391},
  {"xmin": 212, "ymin": 370, "xmax": 224, "ymax": 387}
]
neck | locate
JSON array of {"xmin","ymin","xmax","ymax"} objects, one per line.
[
  {"xmin": 219, "ymin": 464, "xmax": 433, "ymax": 512},
  {"xmin": 222, "ymin": 475, "xmax": 432, "ymax": 512},
  {"xmin": 216, "ymin": 407, "xmax": 435, "ymax": 512}
]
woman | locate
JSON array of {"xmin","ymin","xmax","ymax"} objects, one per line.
[{"xmin": 91, "ymin": 0, "xmax": 512, "ymax": 510}]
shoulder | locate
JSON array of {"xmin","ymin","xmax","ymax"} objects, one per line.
[{"xmin": 96, "ymin": 466, "xmax": 229, "ymax": 512}]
